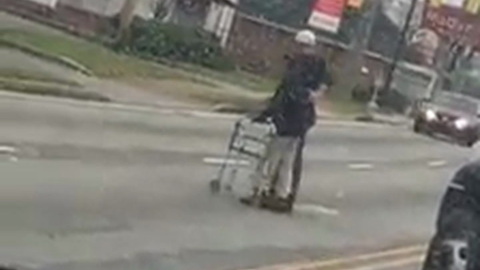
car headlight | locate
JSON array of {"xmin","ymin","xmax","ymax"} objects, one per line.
[
  {"xmin": 455, "ymin": 118, "xmax": 469, "ymax": 130},
  {"xmin": 425, "ymin": 109, "xmax": 437, "ymax": 121}
]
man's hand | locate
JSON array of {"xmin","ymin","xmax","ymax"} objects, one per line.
[
  {"xmin": 319, "ymin": 84, "xmax": 329, "ymax": 94},
  {"xmin": 310, "ymin": 89, "xmax": 325, "ymax": 102},
  {"xmin": 251, "ymin": 114, "xmax": 268, "ymax": 123},
  {"xmin": 311, "ymin": 84, "xmax": 329, "ymax": 101}
]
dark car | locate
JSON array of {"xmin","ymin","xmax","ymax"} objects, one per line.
[
  {"xmin": 422, "ymin": 161, "xmax": 480, "ymax": 270},
  {"xmin": 413, "ymin": 92, "xmax": 480, "ymax": 147}
]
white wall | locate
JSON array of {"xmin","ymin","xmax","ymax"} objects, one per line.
[
  {"xmin": 58, "ymin": 0, "xmax": 158, "ymax": 18},
  {"xmin": 204, "ymin": 0, "xmax": 238, "ymax": 47}
]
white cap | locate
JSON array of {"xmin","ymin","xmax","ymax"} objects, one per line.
[
  {"xmin": 361, "ymin": 66, "xmax": 369, "ymax": 75},
  {"xmin": 294, "ymin": 29, "xmax": 316, "ymax": 46}
]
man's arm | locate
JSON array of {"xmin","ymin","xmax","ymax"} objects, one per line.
[{"xmin": 311, "ymin": 61, "xmax": 333, "ymax": 101}]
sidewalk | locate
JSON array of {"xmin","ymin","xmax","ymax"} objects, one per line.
[
  {"xmin": 354, "ymin": 105, "xmax": 411, "ymax": 126},
  {"xmin": 368, "ymin": 112, "xmax": 411, "ymax": 126}
]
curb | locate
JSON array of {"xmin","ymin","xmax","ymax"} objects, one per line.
[
  {"xmin": 0, "ymin": 80, "xmax": 110, "ymax": 102},
  {"xmin": 0, "ymin": 38, "xmax": 93, "ymax": 76},
  {"xmin": 0, "ymin": 89, "xmax": 237, "ymax": 119},
  {"xmin": 0, "ymin": 89, "xmax": 395, "ymax": 128},
  {"xmin": 213, "ymin": 103, "xmax": 398, "ymax": 128},
  {"xmin": 355, "ymin": 114, "xmax": 410, "ymax": 127}
]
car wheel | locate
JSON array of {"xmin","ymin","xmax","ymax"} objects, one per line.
[
  {"xmin": 458, "ymin": 135, "xmax": 477, "ymax": 147},
  {"xmin": 464, "ymin": 138, "xmax": 477, "ymax": 148}
]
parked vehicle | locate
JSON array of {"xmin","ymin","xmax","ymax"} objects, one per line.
[
  {"xmin": 413, "ymin": 92, "xmax": 480, "ymax": 147},
  {"xmin": 422, "ymin": 161, "xmax": 480, "ymax": 270}
]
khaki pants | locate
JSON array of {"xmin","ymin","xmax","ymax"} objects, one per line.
[{"xmin": 252, "ymin": 135, "xmax": 299, "ymax": 199}]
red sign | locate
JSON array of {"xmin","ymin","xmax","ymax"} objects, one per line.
[
  {"xmin": 308, "ymin": 0, "xmax": 346, "ymax": 33},
  {"xmin": 422, "ymin": 1, "xmax": 480, "ymax": 49}
]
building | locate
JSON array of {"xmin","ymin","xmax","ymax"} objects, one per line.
[{"xmin": 0, "ymin": 0, "xmax": 238, "ymax": 45}]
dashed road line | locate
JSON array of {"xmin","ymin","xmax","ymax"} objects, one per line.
[
  {"xmin": 0, "ymin": 145, "xmax": 17, "ymax": 154},
  {"xmin": 205, "ymin": 158, "xmax": 452, "ymax": 171},
  {"xmin": 348, "ymin": 163, "xmax": 374, "ymax": 171},
  {"xmin": 294, "ymin": 204, "xmax": 340, "ymax": 216},
  {"xmin": 428, "ymin": 160, "xmax": 447, "ymax": 168}
]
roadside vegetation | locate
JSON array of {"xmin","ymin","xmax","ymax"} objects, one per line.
[
  {"xmin": 0, "ymin": 26, "xmax": 274, "ymax": 110},
  {"xmin": 0, "ymin": 29, "xmax": 175, "ymax": 78},
  {"xmin": 0, "ymin": 16, "xmax": 362, "ymax": 117}
]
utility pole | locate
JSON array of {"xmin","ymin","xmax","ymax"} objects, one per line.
[
  {"xmin": 363, "ymin": 0, "xmax": 382, "ymax": 111},
  {"xmin": 382, "ymin": 0, "xmax": 419, "ymax": 95}
]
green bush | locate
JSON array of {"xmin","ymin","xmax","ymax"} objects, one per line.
[{"xmin": 129, "ymin": 20, "xmax": 235, "ymax": 72}]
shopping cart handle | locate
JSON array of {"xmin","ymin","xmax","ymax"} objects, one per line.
[{"xmin": 249, "ymin": 114, "xmax": 272, "ymax": 124}]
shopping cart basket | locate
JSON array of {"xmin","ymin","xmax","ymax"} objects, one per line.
[{"xmin": 209, "ymin": 117, "xmax": 275, "ymax": 194}]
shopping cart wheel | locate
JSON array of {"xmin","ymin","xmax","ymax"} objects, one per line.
[{"xmin": 209, "ymin": 179, "xmax": 221, "ymax": 194}]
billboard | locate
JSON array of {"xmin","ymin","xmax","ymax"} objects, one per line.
[
  {"xmin": 421, "ymin": 0, "xmax": 480, "ymax": 48},
  {"xmin": 408, "ymin": 0, "xmax": 480, "ymax": 65},
  {"xmin": 308, "ymin": 0, "xmax": 346, "ymax": 33}
]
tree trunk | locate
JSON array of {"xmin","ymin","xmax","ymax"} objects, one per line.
[{"xmin": 117, "ymin": 0, "xmax": 141, "ymax": 45}]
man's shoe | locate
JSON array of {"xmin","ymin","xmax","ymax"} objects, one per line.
[
  {"xmin": 239, "ymin": 196, "xmax": 255, "ymax": 206},
  {"xmin": 261, "ymin": 197, "xmax": 292, "ymax": 213}
]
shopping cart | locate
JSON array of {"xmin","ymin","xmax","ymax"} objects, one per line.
[{"xmin": 209, "ymin": 117, "xmax": 275, "ymax": 195}]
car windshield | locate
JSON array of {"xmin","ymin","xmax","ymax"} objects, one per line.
[
  {"xmin": 433, "ymin": 93, "xmax": 479, "ymax": 114},
  {"xmin": 3, "ymin": 1, "xmax": 480, "ymax": 270},
  {"xmin": 448, "ymin": 70, "xmax": 480, "ymax": 99}
]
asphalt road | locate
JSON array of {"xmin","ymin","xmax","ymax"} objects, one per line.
[{"xmin": 0, "ymin": 94, "xmax": 476, "ymax": 270}]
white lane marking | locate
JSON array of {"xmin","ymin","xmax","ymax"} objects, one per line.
[
  {"xmin": 294, "ymin": 204, "xmax": 340, "ymax": 216},
  {"xmin": 0, "ymin": 145, "xmax": 17, "ymax": 154},
  {"xmin": 9, "ymin": 156, "xmax": 19, "ymax": 162},
  {"xmin": 203, "ymin": 157, "xmax": 250, "ymax": 166},
  {"xmin": 348, "ymin": 163, "xmax": 374, "ymax": 170},
  {"xmin": 428, "ymin": 160, "xmax": 447, "ymax": 168}
]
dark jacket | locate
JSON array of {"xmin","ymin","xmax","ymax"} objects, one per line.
[{"xmin": 262, "ymin": 53, "xmax": 329, "ymax": 137}]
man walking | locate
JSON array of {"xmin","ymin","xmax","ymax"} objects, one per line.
[{"xmin": 243, "ymin": 29, "xmax": 331, "ymax": 213}]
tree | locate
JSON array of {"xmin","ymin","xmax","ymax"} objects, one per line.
[{"xmin": 117, "ymin": 0, "xmax": 142, "ymax": 45}]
